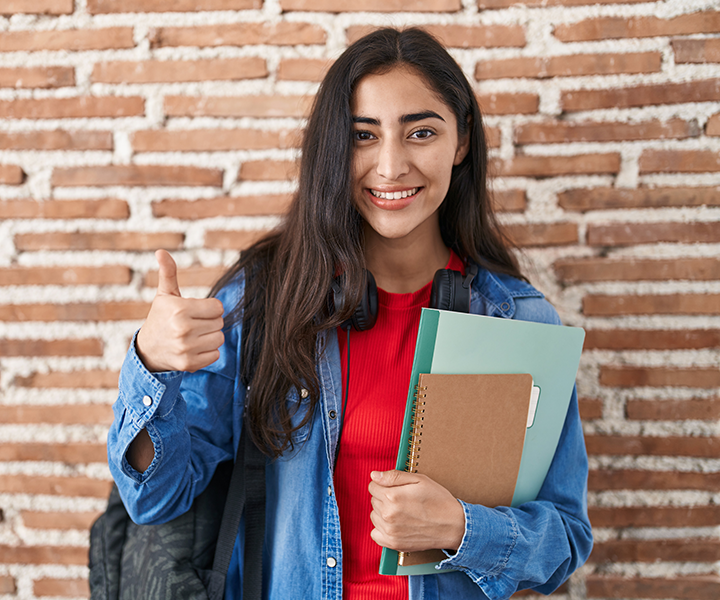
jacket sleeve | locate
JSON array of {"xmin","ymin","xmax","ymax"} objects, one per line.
[
  {"xmin": 106, "ymin": 281, "xmax": 244, "ymax": 526},
  {"xmin": 436, "ymin": 295, "xmax": 593, "ymax": 599},
  {"xmin": 436, "ymin": 385, "xmax": 592, "ymax": 599}
]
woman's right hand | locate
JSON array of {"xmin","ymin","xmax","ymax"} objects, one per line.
[{"xmin": 136, "ymin": 249, "xmax": 226, "ymax": 373}]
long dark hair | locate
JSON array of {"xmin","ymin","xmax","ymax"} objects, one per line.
[{"xmin": 211, "ymin": 27, "xmax": 524, "ymax": 458}]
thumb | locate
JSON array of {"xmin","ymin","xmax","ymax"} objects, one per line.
[
  {"xmin": 155, "ymin": 249, "xmax": 181, "ymax": 297},
  {"xmin": 371, "ymin": 470, "xmax": 415, "ymax": 487}
]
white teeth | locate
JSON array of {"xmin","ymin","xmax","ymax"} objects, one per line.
[{"xmin": 370, "ymin": 187, "xmax": 419, "ymax": 200}]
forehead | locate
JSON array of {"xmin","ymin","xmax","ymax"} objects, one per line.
[{"xmin": 351, "ymin": 66, "xmax": 454, "ymax": 121}]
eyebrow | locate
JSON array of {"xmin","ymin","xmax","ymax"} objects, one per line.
[{"xmin": 352, "ymin": 110, "xmax": 446, "ymax": 126}]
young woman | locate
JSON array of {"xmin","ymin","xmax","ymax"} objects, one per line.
[{"xmin": 108, "ymin": 27, "xmax": 592, "ymax": 600}]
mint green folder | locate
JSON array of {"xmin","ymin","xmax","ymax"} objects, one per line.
[{"xmin": 379, "ymin": 308, "xmax": 585, "ymax": 576}]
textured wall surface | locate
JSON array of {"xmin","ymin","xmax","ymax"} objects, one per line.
[{"xmin": 0, "ymin": 0, "xmax": 718, "ymax": 598}]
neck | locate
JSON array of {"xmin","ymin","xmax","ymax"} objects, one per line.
[{"xmin": 363, "ymin": 224, "xmax": 450, "ymax": 294}]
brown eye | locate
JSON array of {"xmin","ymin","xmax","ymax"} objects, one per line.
[{"xmin": 411, "ymin": 129, "xmax": 434, "ymax": 140}]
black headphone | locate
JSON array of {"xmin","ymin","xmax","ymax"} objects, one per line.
[{"xmin": 331, "ymin": 263, "xmax": 479, "ymax": 331}]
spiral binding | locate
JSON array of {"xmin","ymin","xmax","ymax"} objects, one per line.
[{"xmin": 405, "ymin": 383, "xmax": 427, "ymax": 473}]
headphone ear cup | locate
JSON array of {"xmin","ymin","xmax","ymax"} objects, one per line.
[
  {"xmin": 430, "ymin": 268, "xmax": 454, "ymax": 311},
  {"xmin": 430, "ymin": 269, "xmax": 471, "ymax": 313},
  {"xmin": 333, "ymin": 270, "xmax": 378, "ymax": 331},
  {"xmin": 349, "ymin": 270, "xmax": 378, "ymax": 331}
]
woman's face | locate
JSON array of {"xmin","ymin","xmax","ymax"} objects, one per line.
[{"xmin": 351, "ymin": 65, "xmax": 469, "ymax": 248}]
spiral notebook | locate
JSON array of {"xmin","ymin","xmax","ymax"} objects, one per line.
[
  {"xmin": 379, "ymin": 308, "xmax": 585, "ymax": 576},
  {"xmin": 397, "ymin": 372, "xmax": 535, "ymax": 568}
]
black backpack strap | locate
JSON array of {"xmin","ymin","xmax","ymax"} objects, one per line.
[{"xmin": 207, "ymin": 418, "xmax": 266, "ymax": 600}]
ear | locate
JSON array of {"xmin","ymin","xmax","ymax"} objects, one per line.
[{"xmin": 453, "ymin": 116, "xmax": 472, "ymax": 166}]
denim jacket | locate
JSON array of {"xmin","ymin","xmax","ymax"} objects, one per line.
[{"xmin": 107, "ymin": 266, "xmax": 593, "ymax": 600}]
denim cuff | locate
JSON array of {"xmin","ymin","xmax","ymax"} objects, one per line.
[{"xmin": 438, "ymin": 501, "xmax": 519, "ymax": 599}]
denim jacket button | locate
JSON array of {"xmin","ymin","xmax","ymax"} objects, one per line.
[
  {"xmin": 142, "ymin": 395, "xmax": 152, "ymax": 407},
  {"xmin": 500, "ymin": 302, "xmax": 510, "ymax": 311},
  {"xmin": 327, "ymin": 486, "xmax": 332, "ymax": 496},
  {"xmin": 326, "ymin": 557, "xmax": 337, "ymax": 568},
  {"xmin": 300, "ymin": 388, "xmax": 309, "ymax": 399},
  {"xmin": 328, "ymin": 410, "xmax": 337, "ymax": 419}
]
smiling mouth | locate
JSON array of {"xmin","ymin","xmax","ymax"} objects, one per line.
[{"xmin": 368, "ymin": 187, "xmax": 421, "ymax": 200}]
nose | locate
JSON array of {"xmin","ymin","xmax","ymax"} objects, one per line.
[{"xmin": 375, "ymin": 137, "xmax": 409, "ymax": 181}]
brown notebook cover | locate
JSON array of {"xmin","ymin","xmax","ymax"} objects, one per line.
[{"xmin": 399, "ymin": 372, "xmax": 533, "ymax": 567}]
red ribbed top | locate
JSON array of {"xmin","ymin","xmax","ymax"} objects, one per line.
[{"xmin": 335, "ymin": 252, "xmax": 464, "ymax": 600}]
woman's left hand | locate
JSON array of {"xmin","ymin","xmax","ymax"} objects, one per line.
[{"xmin": 368, "ymin": 470, "xmax": 465, "ymax": 553}]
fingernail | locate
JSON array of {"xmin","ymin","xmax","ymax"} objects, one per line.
[{"xmin": 370, "ymin": 471, "xmax": 380, "ymax": 481}]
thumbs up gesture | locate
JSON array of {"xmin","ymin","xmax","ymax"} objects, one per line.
[{"xmin": 136, "ymin": 250, "xmax": 225, "ymax": 373}]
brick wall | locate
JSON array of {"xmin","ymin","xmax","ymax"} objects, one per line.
[{"xmin": 0, "ymin": 0, "xmax": 718, "ymax": 598}]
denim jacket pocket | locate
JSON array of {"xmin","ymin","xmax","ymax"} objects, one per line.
[{"xmin": 286, "ymin": 386, "xmax": 315, "ymax": 446}]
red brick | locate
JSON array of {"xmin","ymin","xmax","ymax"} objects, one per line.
[
  {"xmin": 584, "ymin": 294, "xmax": 720, "ymax": 316},
  {"xmin": 579, "ymin": 397, "xmax": 603, "ymax": 420},
  {"xmin": 708, "ymin": 113, "xmax": 720, "ymax": 136},
  {"xmin": 592, "ymin": 539, "xmax": 720, "ymax": 563},
  {"xmin": 481, "ymin": 0, "xmax": 646, "ymax": 6},
  {"xmin": 0, "ymin": 265, "xmax": 131, "ymax": 286},
  {"xmin": 281, "ymin": 0, "xmax": 461, "ymax": 11},
  {"xmin": 558, "ymin": 186, "xmax": 717, "ymax": 212},
  {"xmin": 586, "ymin": 435, "xmax": 720, "ymax": 458},
  {"xmin": 151, "ymin": 22, "xmax": 325, "ymax": 48},
  {"xmin": 346, "ymin": 24, "xmax": 525, "ymax": 48},
  {"xmin": 0, "ymin": 165, "xmax": 24, "ymax": 185},
  {"xmin": 673, "ymin": 38, "xmax": 720, "ymax": 64},
  {"xmin": 586, "ymin": 575, "xmax": 720, "ymax": 600},
  {"xmin": 1, "ymin": 0, "xmax": 73, "ymax": 14},
  {"xmin": 165, "ymin": 95, "xmax": 312, "ymax": 118},
  {"xmin": 0, "ymin": 96, "xmax": 144, "ymax": 119},
  {"xmin": 52, "ymin": 165, "xmax": 222, "ymax": 187},
  {"xmin": 0, "ymin": 474, "xmax": 112, "ymax": 497},
  {"xmin": 0, "ymin": 27, "xmax": 134, "ymax": 52},
  {"xmin": 0, "ymin": 339, "xmax": 103, "ymax": 357},
  {"xmin": 587, "ymin": 222, "xmax": 720, "ymax": 246},
  {"xmin": 0, "ymin": 442, "xmax": 107, "ymax": 463},
  {"xmin": 0, "ymin": 66, "xmax": 74, "ymax": 89},
  {"xmin": 491, "ymin": 153, "xmax": 620, "ymax": 177},
  {"xmin": 562, "ymin": 79, "xmax": 720, "ymax": 111},
  {"xmin": 88, "ymin": 0, "xmax": 261, "ymax": 12},
  {"xmin": 153, "ymin": 194, "xmax": 292, "ymax": 219},
  {"xmin": 277, "ymin": 58, "xmax": 332, "ymax": 82},
  {"xmin": 92, "ymin": 57, "xmax": 267, "ymax": 84},
  {"xmin": 516, "ymin": 119, "xmax": 699, "ymax": 145},
  {"xmin": 627, "ymin": 398, "xmax": 720, "ymax": 421},
  {"xmin": 492, "ymin": 190, "xmax": 526, "ymax": 213},
  {"xmin": 0, "ymin": 576, "xmax": 15, "ymax": 594},
  {"xmin": 584, "ymin": 329, "xmax": 720, "ymax": 350},
  {"xmin": 0, "ymin": 199, "xmax": 128, "ymax": 219},
  {"xmin": 590, "ymin": 505, "xmax": 720, "ymax": 528},
  {"xmin": 35, "ymin": 579, "xmax": 90, "ymax": 598},
  {"xmin": 476, "ymin": 52, "xmax": 660, "ymax": 80},
  {"xmin": 204, "ymin": 230, "xmax": 269, "ymax": 250},
  {"xmin": 133, "ymin": 129, "xmax": 299, "ymax": 152},
  {"xmin": 640, "ymin": 150, "xmax": 720, "ymax": 173},
  {"xmin": 0, "ymin": 403, "xmax": 114, "ymax": 423},
  {"xmin": 0, "ymin": 130, "xmax": 113, "ymax": 151},
  {"xmin": 238, "ymin": 159, "xmax": 298, "ymax": 181},
  {"xmin": 589, "ymin": 469, "xmax": 720, "ymax": 491},
  {"xmin": 477, "ymin": 92, "xmax": 538, "ymax": 115},
  {"xmin": 505, "ymin": 222, "xmax": 578, "ymax": 247},
  {"xmin": 600, "ymin": 366, "xmax": 720, "ymax": 389},
  {"xmin": 0, "ymin": 546, "xmax": 87, "ymax": 566},
  {"xmin": 555, "ymin": 12, "xmax": 720, "ymax": 42},
  {"xmin": 143, "ymin": 266, "xmax": 226, "ymax": 288},
  {"xmin": 22, "ymin": 510, "xmax": 103, "ymax": 530},
  {"xmin": 485, "ymin": 126, "xmax": 501, "ymax": 149},
  {"xmin": 0, "ymin": 301, "xmax": 149, "ymax": 322},
  {"xmin": 554, "ymin": 257, "xmax": 720, "ymax": 283},
  {"xmin": 15, "ymin": 231, "xmax": 184, "ymax": 252}
]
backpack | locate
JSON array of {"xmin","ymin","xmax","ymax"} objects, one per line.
[{"xmin": 88, "ymin": 418, "xmax": 266, "ymax": 600}]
